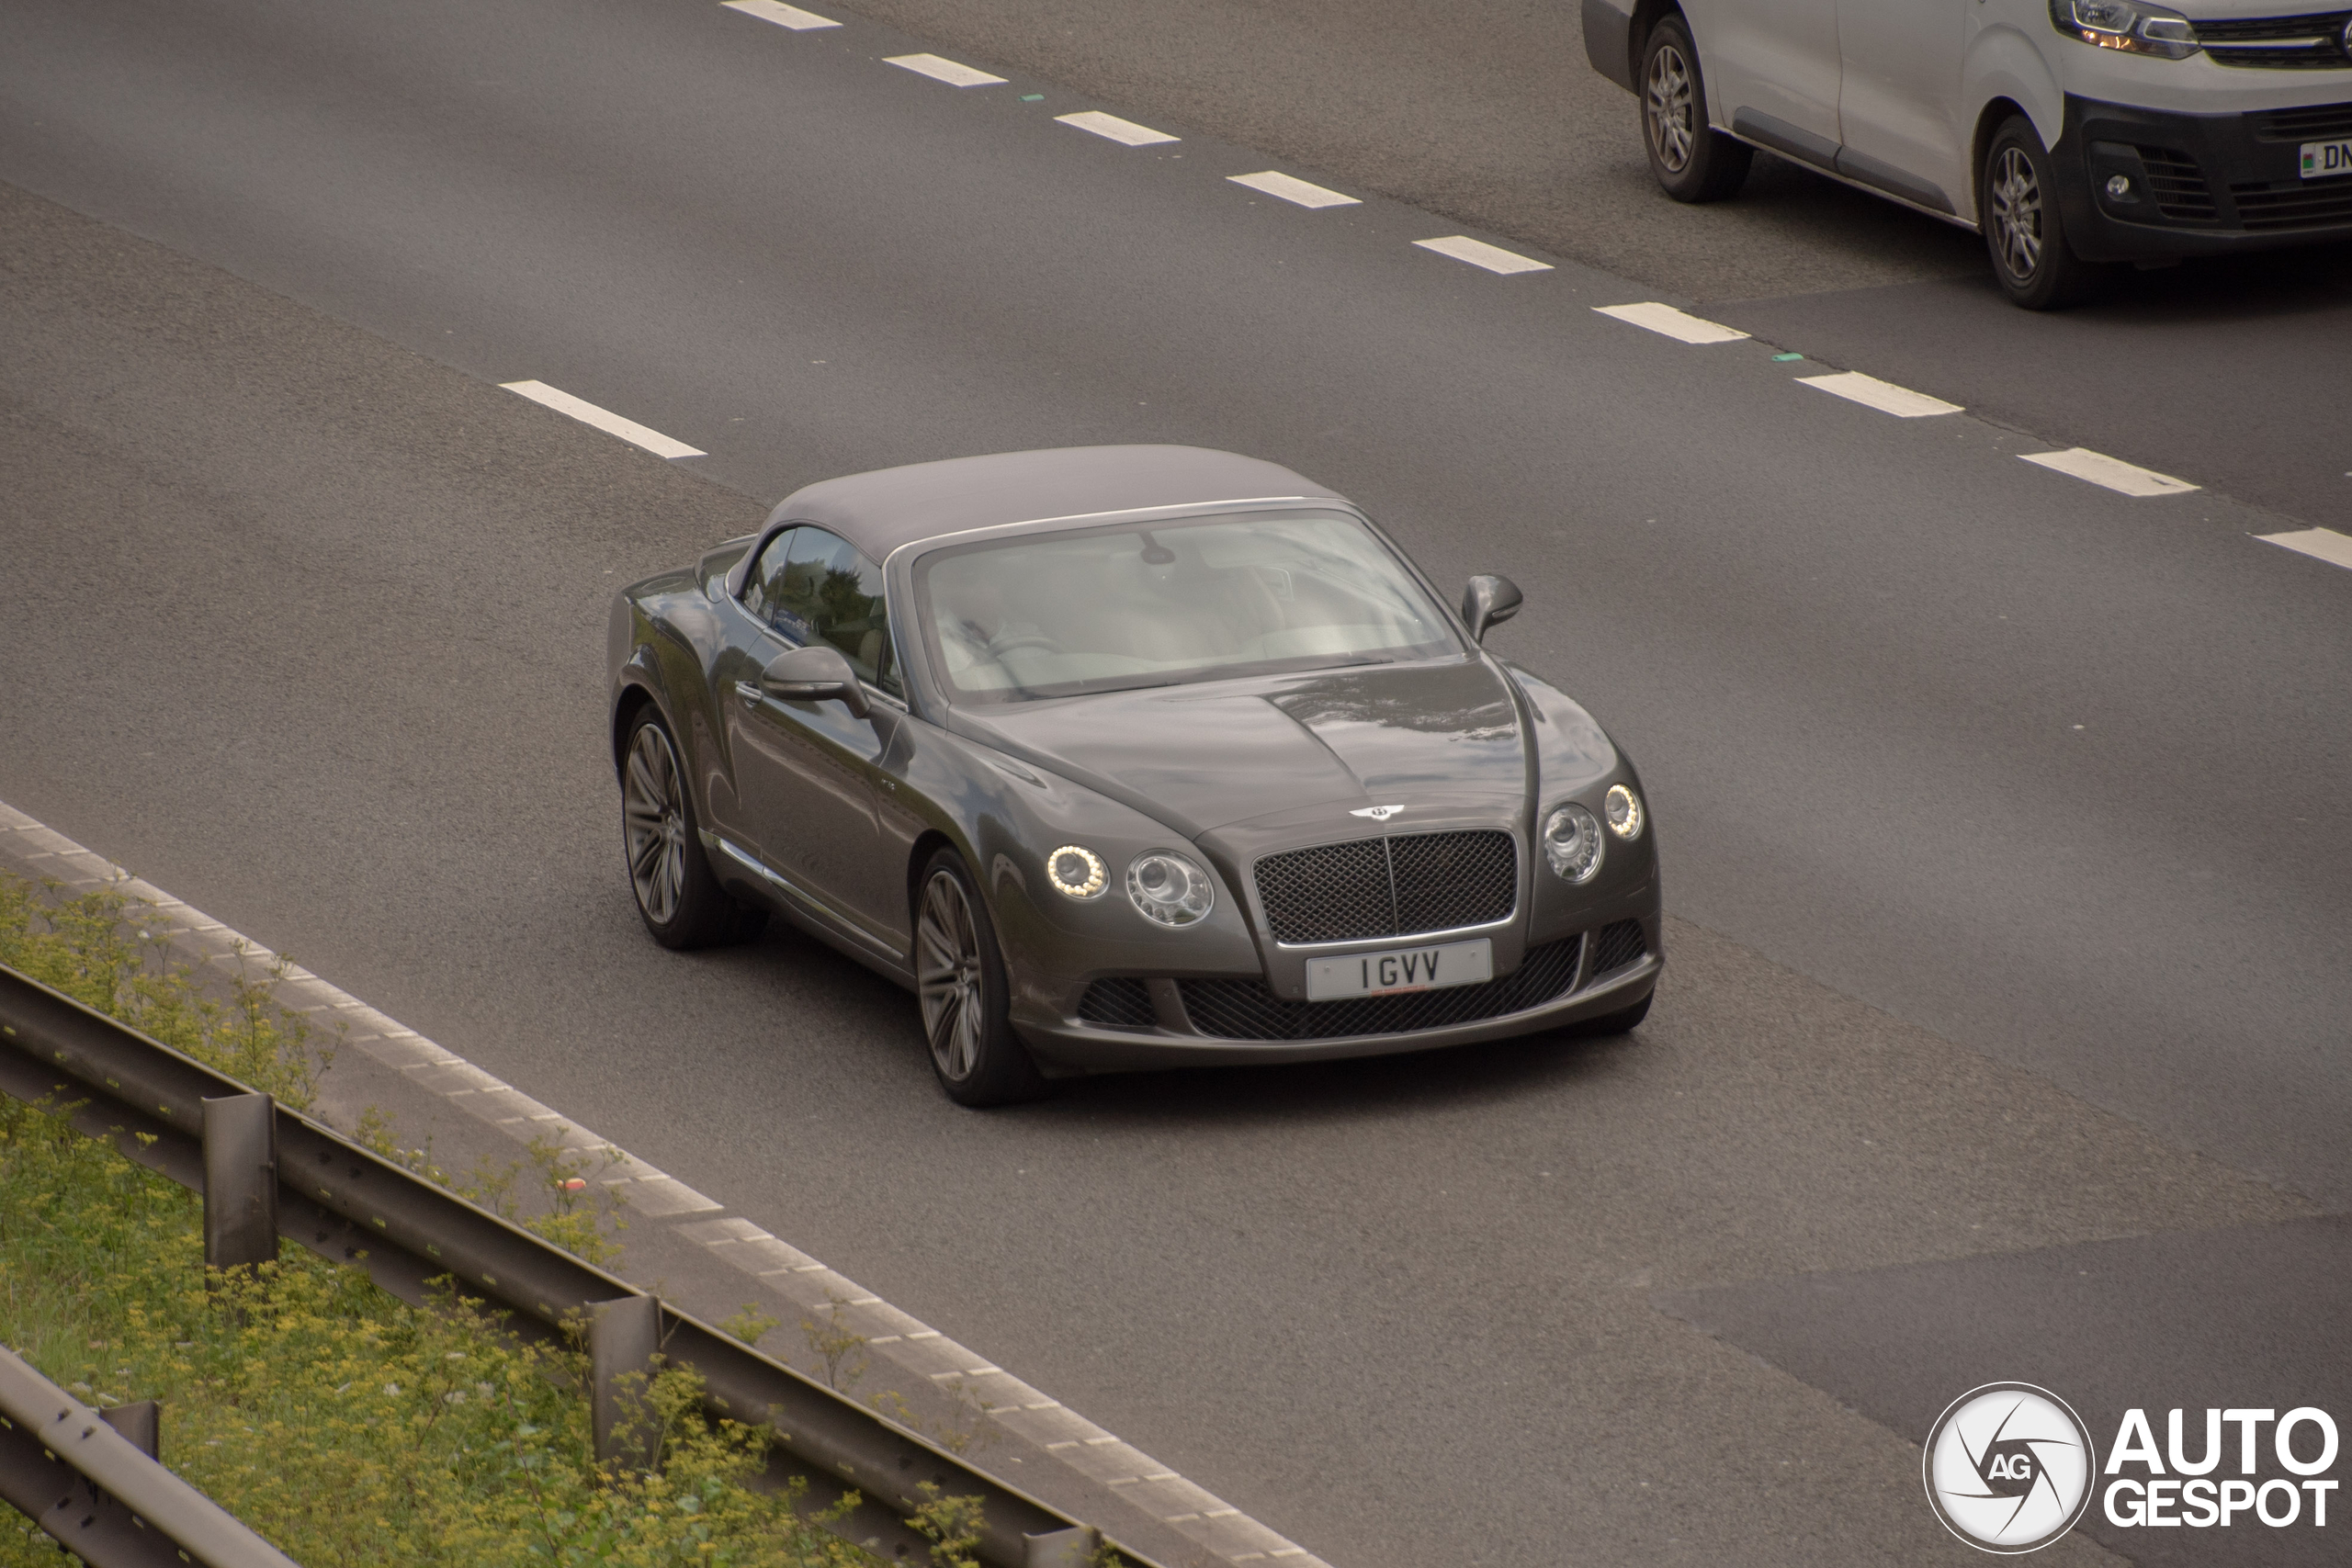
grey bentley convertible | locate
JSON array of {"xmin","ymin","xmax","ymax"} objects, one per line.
[{"xmin": 607, "ymin": 446, "xmax": 1660, "ymax": 1104}]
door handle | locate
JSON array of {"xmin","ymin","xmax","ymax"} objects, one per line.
[{"xmin": 733, "ymin": 681, "xmax": 762, "ymax": 704}]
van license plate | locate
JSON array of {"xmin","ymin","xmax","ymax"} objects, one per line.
[
  {"xmin": 1306, "ymin": 938, "xmax": 1493, "ymax": 1001},
  {"xmin": 2301, "ymin": 139, "xmax": 2352, "ymax": 179}
]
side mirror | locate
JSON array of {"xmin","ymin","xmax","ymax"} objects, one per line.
[
  {"xmin": 761, "ymin": 645, "xmax": 871, "ymax": 719},
  {"xmin": 1460, "ymin": 574, "xmax": 1523, "ymax": 645}
]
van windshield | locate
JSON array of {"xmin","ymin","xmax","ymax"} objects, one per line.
[{"xmin": 915, "ymin": 511, "xmax": 1461, "ymax": 704}]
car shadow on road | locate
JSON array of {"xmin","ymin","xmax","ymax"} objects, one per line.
[{"xmin": 1033, "ymin": 1019, "xmax": 1654, "ymax": 1129}]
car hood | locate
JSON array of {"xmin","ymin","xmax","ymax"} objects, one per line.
[{"xmin": 951, "ymin": 659, "xmax": 1531, "ymax": 838}]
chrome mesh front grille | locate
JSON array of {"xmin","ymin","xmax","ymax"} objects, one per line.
[{"xmin": 1251, "ymin": 829, "xmax": 1517, "ymax": 944}]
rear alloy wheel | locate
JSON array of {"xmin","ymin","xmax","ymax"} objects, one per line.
[
  {"xmin": 622, "ymin": 711, "xmax": 763, "ymax": 949},
  {"xmin": 1982, "ymin": 116, "xmax": 2106, "ymax": 310},
  {"xmin": 914, "ymin": 851, "xmax": 1048, "ymax": 1106},
  {"xmin": 1640, "ymin": 17, "xmax": 1752, "ymax": 203}
]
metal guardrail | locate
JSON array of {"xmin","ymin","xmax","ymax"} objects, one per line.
[
  {"xmin": 0, "ymin": 963, "xmax": 1142, "ymax": 1568},
  {"xmin": 0, "ymin": 1346, "xmax": 302, "ymax": 1568}
]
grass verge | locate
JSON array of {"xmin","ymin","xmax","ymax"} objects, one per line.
[{"xmin": 0, "ymin": 874, "xmax": 984, "ymax": 1566}]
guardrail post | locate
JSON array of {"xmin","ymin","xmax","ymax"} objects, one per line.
[
  {"xmin": 97, "ymin": 1401, "xmax": 159, "ymax": 1461},
  {"xmin": 589, "ymin": 1295, "xmax": 662, "ymax": 1472},
  {"xmin": 200, "ymin": 1093, "xmax": 277, "ymax": 1273},
  {"xmin": 1025, "ymin": 1525, "xmax": 1102, "ymax": 1567}
]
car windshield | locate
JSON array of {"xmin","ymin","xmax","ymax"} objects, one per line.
[{"xmin": 915, "ymin": 511, "xmax": 1461, "ymax": 703}]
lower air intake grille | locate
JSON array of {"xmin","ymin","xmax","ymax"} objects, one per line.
[
  {"xmin": 1252, "ymin": 830, "xmax": 1517, "ymax": 944},
  {"xmin": 2135, "ymin": 145, "xmax": 2220, "ymax": 221},
  {"xmin": 1589, "ymin": 919, "xmax": 1649, "ymax": 976},
  {"xmin": 1178, "ymin": 935, "xmax": 1585, "ymax": 1042},
  {"xmin": 1077, "ymin": 976, "xmax": 1157, "ymax": 1029},
  {"xmin": 2230, "ymin": 175, "xmax": 2352, "ymax": 229}
]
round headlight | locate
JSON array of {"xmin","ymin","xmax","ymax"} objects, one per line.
[
  {"xmin": 1125, "ymin": 851, "xmax": 1215, "ymax": 927},
  {"xmin": 1045, "ymin": 845, "xmax": 1107, "ymax": 899},
  {"xmin": 1603, "ymin": 784, "xmax": 1645, "ymax": 840},
  {"xmin": 1541, "ymin": 804, "xmax": 1603, "ymax": 884}
]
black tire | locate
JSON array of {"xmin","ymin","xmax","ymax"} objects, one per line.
[
  {"xmin": 1981, "ymin": 115, "xmax": 2107, "ymax": 310},
  {"xmin": 912, "ymin": 849, "xmax": 1050, "ymax": 1107},
  {"xmin": 1640, "ymin": 17, "xmax": 1752, "ymax": 203},
  {"xmin": 1575, "ymin": 989, "xmax": 1653, "ymax": 1037},
  {"xmin": 620, "ymin": 708, "xmax": 766, "ymax": 950}
]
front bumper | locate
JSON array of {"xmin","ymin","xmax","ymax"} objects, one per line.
[
  {"xmin": 1016, "ymin": 907, "xmax": 1663, "ymax": 1073},
  {"xmin": 2057, "ymin": 93, "xmax": 2352, "ymax": 260}
]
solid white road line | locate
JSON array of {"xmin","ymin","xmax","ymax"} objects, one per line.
[
  {"xmin": 2019, "ymin": 447, "xmax": 2199, "ymax": 497},
  {"xmin": 2256, "ymin": 526, "xmax": 2352, "ymax": 570},
  {"xmin": 1413, "ymin": 235, "xmax": 1552, "ymax": 274},
  {"xmin": 720, "ymin": 0, "xmax": 839, "ymax": 29},
  {"xmin": 1227, "ymin": 170, "xmax": 1360, "ymax": 209},
  {"xmin": 1057, "ymin": 110, "xmax": 1179, "ymax": 146},
  {"xmin": 1798, "ymin": 370, "xmax": 1962, "ymax": 419},
  {"xmin": 886, "ymin": 53, "xmax": 1007, "ymax": 87},
  {"xmin": 499, "ymin": 381, "xmax": 705, "ymax": 458},
  {"xmin": 1594, "ymin": 301, "xmax": 1748, "ymax": 344}
]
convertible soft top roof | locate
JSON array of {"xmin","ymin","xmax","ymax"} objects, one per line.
[{"xmin": 763, "ymin": 446, "xmax": 1348, "ymax": 561}]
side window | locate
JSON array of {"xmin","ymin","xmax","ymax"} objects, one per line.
[
  {"xmin": 773, "ymin": 528, "xmax": 900, "ymax": 697},
  {"xmin": 742, "ymin": 527, "xmax": 798, "ymax": 624}
]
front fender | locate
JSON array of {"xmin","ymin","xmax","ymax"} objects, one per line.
[
  {"xmin": 1964, "ymin": 23, "xmax": 2067, "ymax": 211},
  {"xmin": 900, "ymin": 728, "xmax": 1264, "ymax": 1030}
]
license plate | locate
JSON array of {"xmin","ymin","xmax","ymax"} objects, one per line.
[
  {"xmin": 2301, "ymin": 139, "xmax": 2352, "ymax": 180},
  {"xmin": 1305, "ymin": 938, "xmax": 1493, "ymax": 1001}
]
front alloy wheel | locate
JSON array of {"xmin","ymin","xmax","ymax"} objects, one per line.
[
  {"xmin": 1645, "ymin": 43, "xmax": 1696, "ymax": 174},
  {"xmin": 912, "ymin": 851, "xmax": 1048, "ymax": 1106},
  {"xmin": 620, "ymin": 710, "xmax": 763, "ymax": 950},
  {"xmin": 1637, "ymin": 17, "xmax": 1751, "ymax": 202},
  {"xmin": 1981, "ymin": 115, "xmax": 2105, "ymax": 310},
  {"xmin": 623, "ymin": 722, "xmax": 690, "ymax": 926},
  {"xmin": 1986, "ymin": 146, "xmax": 2043, "ymax": 285},
  {"xmin": 916, "ymin": 872, "xmax": 986, "ymax": 1081}
]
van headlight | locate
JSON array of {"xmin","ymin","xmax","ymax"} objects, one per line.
[
  {"xmin": 1541, "ymin": 804, "xmax": 1603, "ymax": 884},
  {"xmin": 2050, "ymin": 0, "xmax": 2199, "ymax": 59},
  {"xmin": 1126, "ymin": 852, "xmax": 1215, "ymax": 926}
]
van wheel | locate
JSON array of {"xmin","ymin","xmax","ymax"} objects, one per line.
[
  {"xmin": 1982, "ymin": 116, "xmax": 2107, "ymax": 310},
  {"xmin": 1641, "ymin": 17, "xmax": 1751, "ymax": 203}
]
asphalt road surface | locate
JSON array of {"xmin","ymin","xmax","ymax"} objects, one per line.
[{"xmin": 2, "ymin": 1, "xmax": 2346, "ymax": 1564}]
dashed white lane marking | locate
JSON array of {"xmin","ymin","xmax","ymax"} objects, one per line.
[
  {"xmin": 2257, "ymin": 526, "xmax": 2352, "ymax": 570},
  {"xmin": 1413, "ymin": 234, "xmax": 1552, "ymax": 274},
  {"xmin": 1798, "ymin": 370, "xmax": 1962, "ymax": 419},
  {"xmin": 1227, "ymin": 170, "xmax": 1359, "ymax": 209},
  {"xmin": 0, "ymin": 799, "xmax": 1336, "ymax": 1568},
  {"xmin": 720, "ymin": 0, "xmax": 839, "ymax": 29},
  {"xmin": 886, "ymin": 53, "xmax": 1006, "ymax": 87},
  {"xmin": 499, "ymin": 381, "xmax": 705, "ymax": 458},
  {"xmin": 1593, "ymin": 301, "xmax": 1748, "ymax": 344},
  {"xmin": 2019, "ymin": 447, "xmax": 2199, "ymax": 497},
  {"xmin": 1057, "ymin": 110, "xmax": 1179, "ymax": 147}
]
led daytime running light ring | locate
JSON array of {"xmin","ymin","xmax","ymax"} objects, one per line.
[{"xmin": 1046, "ymin": 845, "xmax": 1108, "ymax": 899}]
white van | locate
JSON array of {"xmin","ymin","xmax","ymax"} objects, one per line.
[{"xmin": 1583, "ymin": 0, "xmax": 2352, "ymax": 306}]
